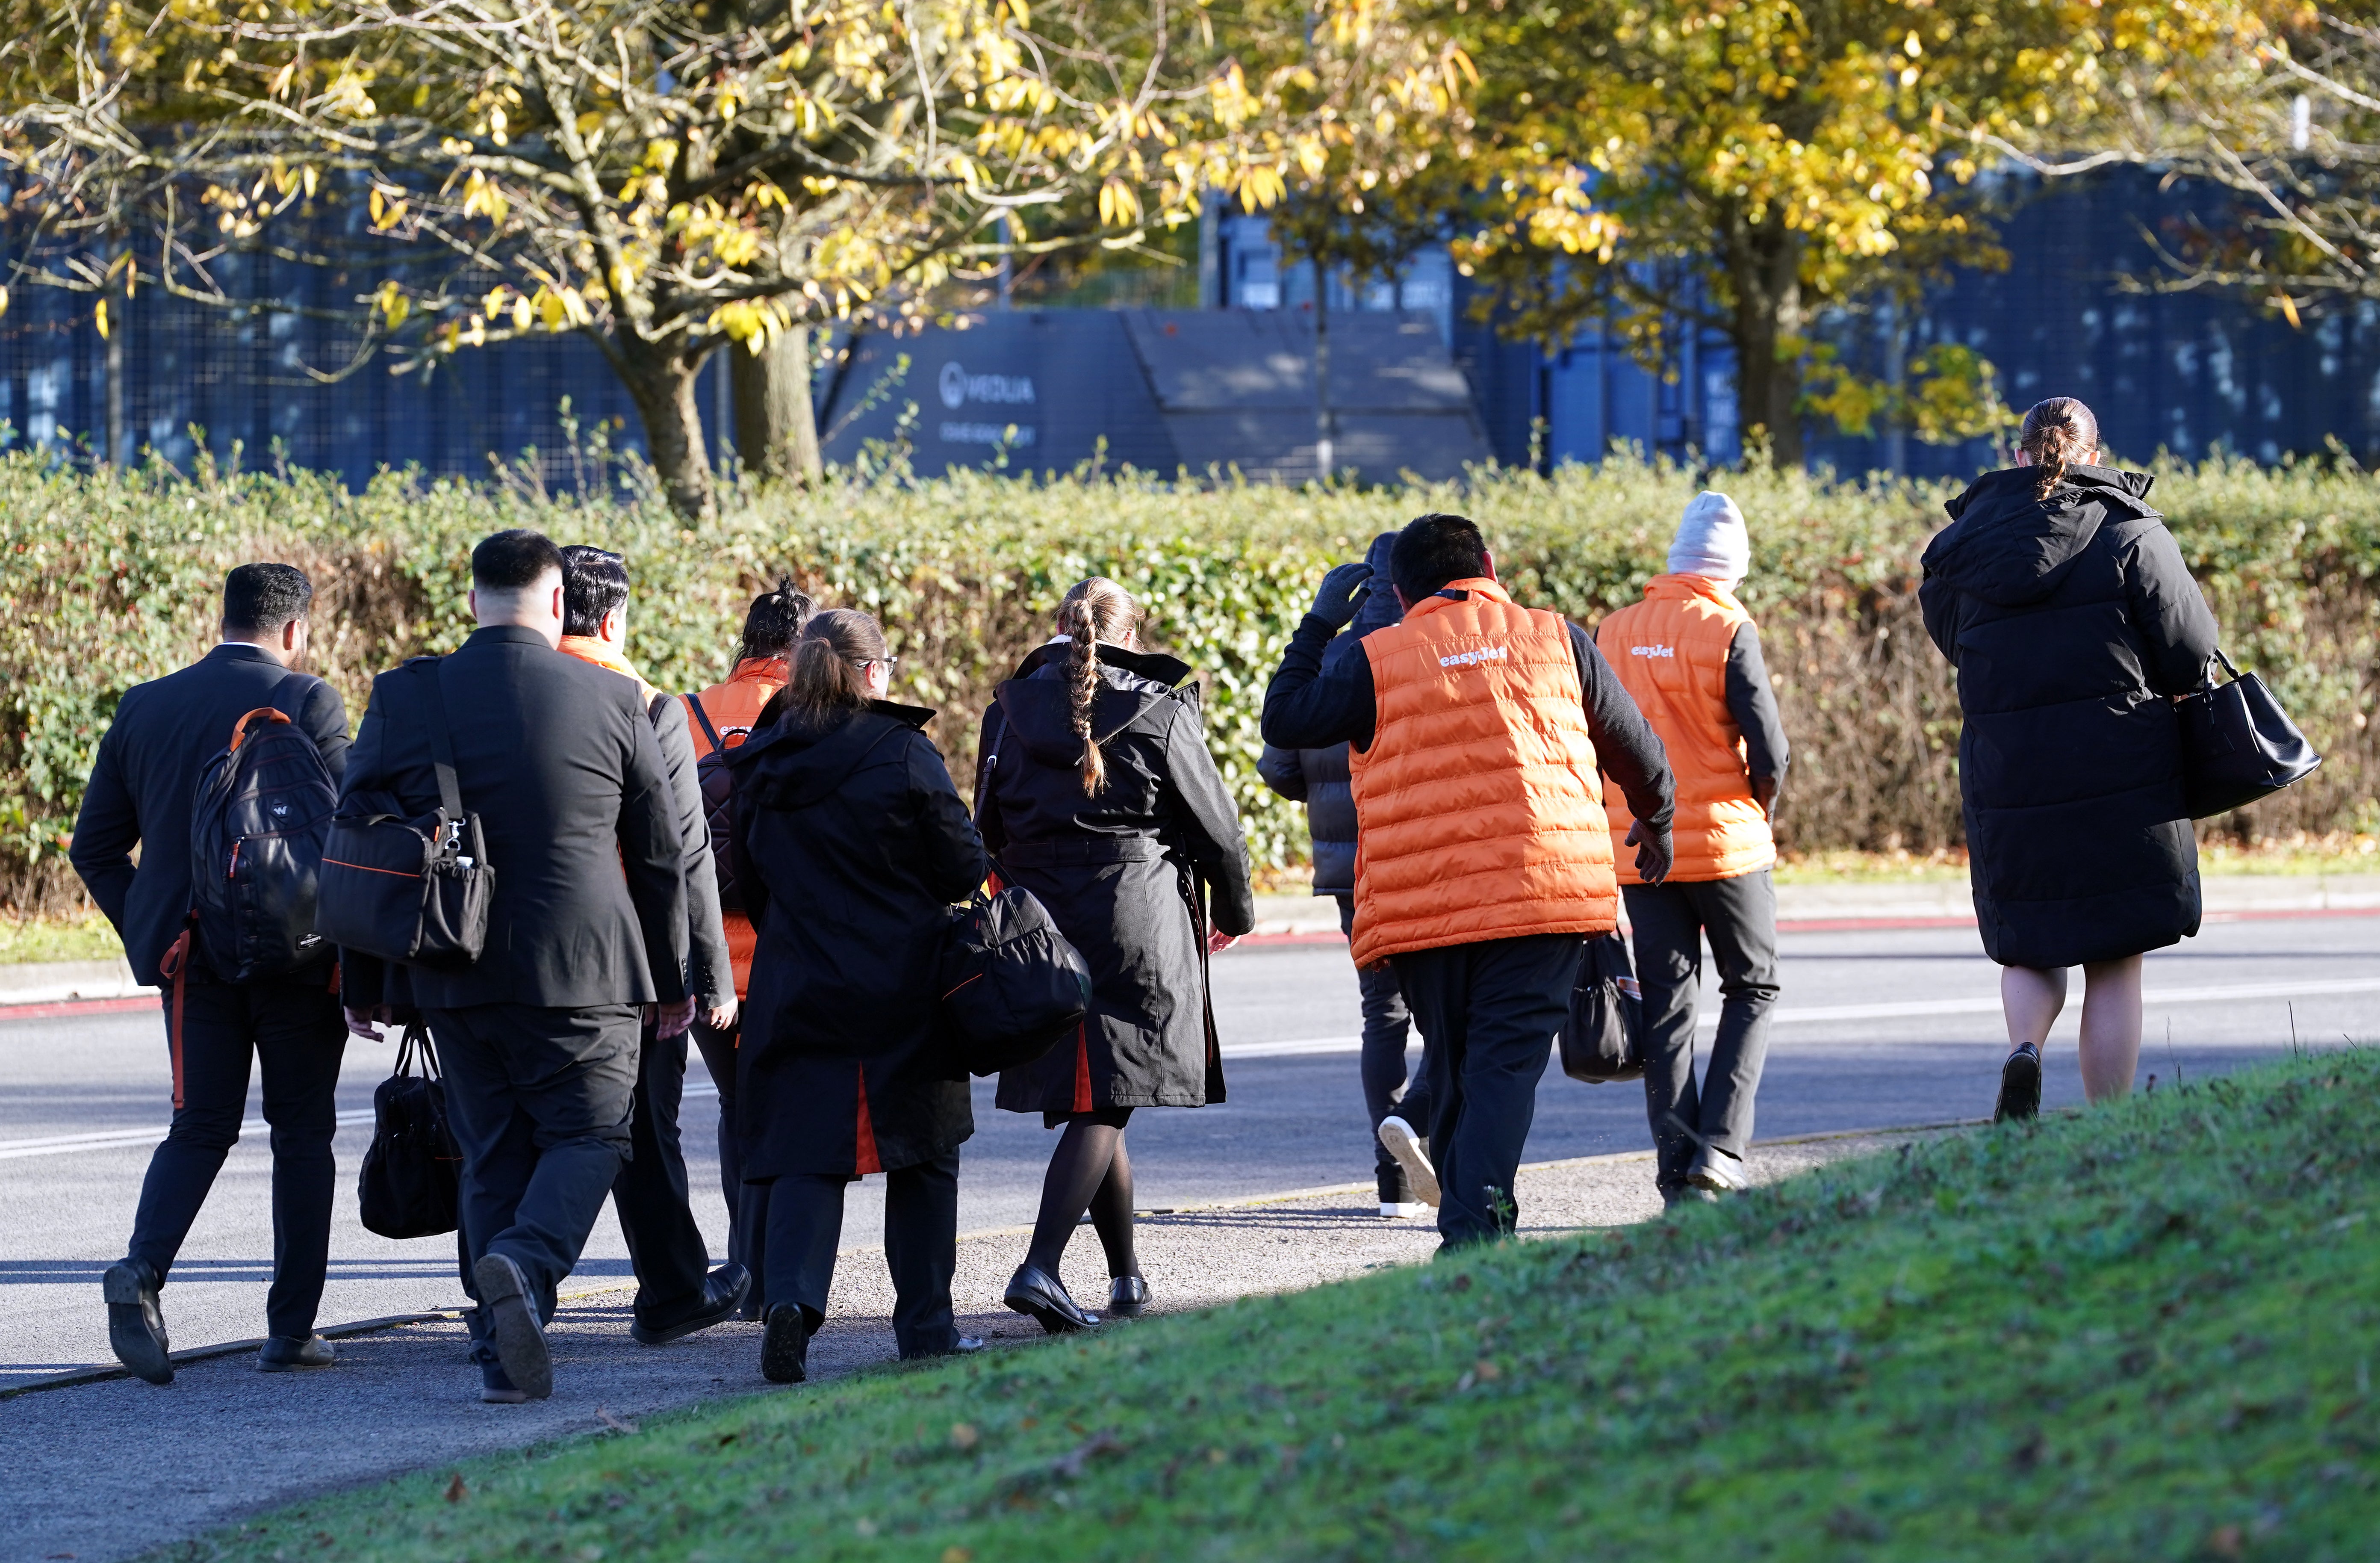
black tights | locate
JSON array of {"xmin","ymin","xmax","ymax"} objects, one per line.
[{"xmin": 1024, "ymin": 1107, "xmax": 1138, "ymax": 1279}]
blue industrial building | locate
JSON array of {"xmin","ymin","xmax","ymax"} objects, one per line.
[{"xmin": 1, "ymin": 170, "xmax": 2370, "ymax": 488}]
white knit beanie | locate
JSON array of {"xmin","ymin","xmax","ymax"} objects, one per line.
[{"xmin": 1669, "ymin": 490, "xmax": 1751, "ymax": 582}]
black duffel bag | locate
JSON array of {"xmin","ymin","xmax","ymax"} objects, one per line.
[
  {"xmin": 358, "ymin": 1024, "xmax": 462, "ymax": 1239},
  {"xmin": 1559, "ymin": 931, "xmax": 1645, "ymax": 1084},
  {"xmin": 316, "ymin": 659, "xmax": 493, "ymax": 966},
  {"xmin": 939, "ymin": 882, "xmax": 1092, "ymax": 1077},
  {"xmin": 2178, "ymin": 648, "xmax": 2323, "ymax": 819}
]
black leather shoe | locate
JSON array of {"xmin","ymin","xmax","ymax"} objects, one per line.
[
  {"xmin": 631, "ymin": 1263, "xmax": 752, "ymax": 1346},
  {"xmin": 760, "ymin": 1303, "xmax": 810, "ymax": 1384},
  {"xmin": 472, "ymin": 1252, "xmax": 552, "ymax": 1400},
  {"xmin": 1996, "ymin": 1043, "xmax": 2043, "ymax": 1123},
  {"xmin": 1106, "ymin": 1276, "xmax": 1150, "ymax": 1318},
  {"xmin": 1004, "ymin": 1264, "xmax": 1100, "ymax": 1335},
  {"xmin": 258, "ymin": 1334, "xmax": 335, "ymax": 1372},
  {"xmin": 103, "ymin": 1260, "xmax": 173, "ymax": 1385}
]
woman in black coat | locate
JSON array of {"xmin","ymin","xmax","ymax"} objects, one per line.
[
  {"xmin": 975, "ymin": 577, "xmax": 1256, "ymax": 1332},
  {"xmin": 728, "ymin": 609, "xmax": 990, "ymax": 1382},
  {"xmin": 1920, "ymin": 397, "xmax": 2218, "ymax": 1122}
]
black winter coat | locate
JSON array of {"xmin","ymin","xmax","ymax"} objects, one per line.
[
  {"xmin": 728, "ymin": 701, "xmax": 988, "ymax": 1179},
  {"xmin": 1255, "ymin": 531, "xmax": 1402, "ymax": 896},
  {"xmin": 1920, "ymin": 464, "xmax": 2221, "ymax": 969},
  {"xmin": 976, "ymin": 644, "xmax": 1257, "ymax": 1115}
]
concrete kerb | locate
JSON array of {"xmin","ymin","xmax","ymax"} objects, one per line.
[{"xmin": 0, "ymin": 1115, "xmax": 1987, "ymax": 1402}]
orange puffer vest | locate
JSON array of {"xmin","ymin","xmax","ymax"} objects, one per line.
[
  {"xmin": 1595, "ymin": 574, "xmax": 1774, "ymax": 884},
  {"xmin": 1347, "ymin": 578, "xmax": 1617, "ymax": 966}
]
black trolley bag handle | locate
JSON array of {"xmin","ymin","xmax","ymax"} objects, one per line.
[{"xmin": 315, "ymin": 658, "xmax": 495, "ymax": 965}]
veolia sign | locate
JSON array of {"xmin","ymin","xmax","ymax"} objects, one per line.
[{"xmin": 937, "ymin": 360, "xmax": 1038, "ymax": 446}]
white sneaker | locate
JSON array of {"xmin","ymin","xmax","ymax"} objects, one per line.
[
  {"xmin": 1380, "ymin": 1201, "xmax": 1429, "ymax": 1219},
  {"xmin": 1687, "ymin": 1144, "xmax": 1749, "ymax": 1194},
  {"xmin": 1377, "ymin": 1116, "xmax": 1440, "ymax": 1208}
]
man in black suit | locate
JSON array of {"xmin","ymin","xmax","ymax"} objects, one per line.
[
  {"xmin": 71, "ymin": 564, "xmax": 351, "ymax": 1385},
  {"xmin": 554, "ymin": 544, "xmax": 748, "ymax": 1344},
  {"xmin": 338, "ymin": 529, "xmax": 690, "ymax": 1403}
]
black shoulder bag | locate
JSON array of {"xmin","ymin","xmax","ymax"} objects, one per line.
[
  {"xmin": 357, "ymin": 1024, "xmax": 461, "ymax": 1239},
  {"xmin": 2177, "ymin": 649, "xmax": 2322, "ymax": 818},
  {"xmin": 1559, "ymin": 931, "xmax": 1645, "ymax": 1084},
  {"xmin": 316, "ymin": 659, "xmax": 495, "ymax": 966},
  {"xmin": 938, "ymin": 874, "xmax": 1093, "ymax": 1077}
]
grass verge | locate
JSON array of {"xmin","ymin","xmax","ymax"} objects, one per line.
[
  {"xmin": 0, "ymin": 910, "xmax": 124, "ymax": 966},
  {"xmin": 171, "ymin": 1049, "xmax": 2380, "ymax": 1561}
]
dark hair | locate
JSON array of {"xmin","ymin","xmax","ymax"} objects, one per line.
[
  {"xmin": 221, "ymin": 563, "xmax": 313, "ymax": 633},
  {"xmin": 2020, "ymin": 398, "xmax": 2100, "ymax": 502},
  {"xmin": 471, "ymin": 528, "xmax": 565, "ymax": 592},
  {"xmin": 558, "ymin": 545, "xmax": 631, "ymax": 638},
  {"xmin": 1054, "ymin": 578, "xmax": 1143, "ymax": 795},
  {"xmin": 1389, "ymin": 513, "xmax": 1491, "ymax": 603},
  {"xmin": 737, "ymin": 577, "xmax": 816, "ymax": 664},
  {"xmin": 761, "ymin": 609, "xmax": 888, "ymax": 727}
]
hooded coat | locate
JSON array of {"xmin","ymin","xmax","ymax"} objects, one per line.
[
  {"xmin": 727, "ymin": 701, "xmax": 988, "ymax": 1180},
  {"xmin": 975, "ymin": 644, "xmax": 1257, "ymax": 1115},
  {"xmin": 1920, "ymin": 464, "xmax": 2220, "ymax": 969},
  {"xmin": 1254, "ymin": 530, "xmax": 1403, "ymax": 896}
]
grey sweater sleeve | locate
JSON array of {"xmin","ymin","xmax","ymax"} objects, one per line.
[
  {"xmin": 1724, "ymin": 621, "xmax": 1791, "ymax": 783},
  {"xmin": 1569, "ymin": 623, "xmax": 1675, "ymax": 837}
]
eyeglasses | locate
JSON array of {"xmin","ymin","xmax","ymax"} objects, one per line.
[{"xmin": 856, "ymin": 657, "xmax": 900, "ymax": 674}]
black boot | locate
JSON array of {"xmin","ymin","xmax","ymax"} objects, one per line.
[
  {"xmin": 760, "ymin": 1303, "xmax": 811, "ymax": 1384},
  {"xmin": 103, "ymin": 1259, "xmax": 173, "ymax": 1385},
  {"xmin": 257, "ymin": 1335, "xmax": 336, "ymax": 1372}
]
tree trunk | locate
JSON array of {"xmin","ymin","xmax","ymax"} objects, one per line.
[
  {"xmin": 729, "ymin": 325, "xmax": 822, "ymax": 483},
  {"xmin": 616, "ymin": 339, "xmax": 716, "ymax": 519},
  {"xmin": 1725, "ymin": 219, "xmax": 1807, "ymax": 468}
]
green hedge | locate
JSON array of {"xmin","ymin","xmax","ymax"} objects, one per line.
[{"xmin": 4, "ymin": 449, "xmax": 2374, "ymax": 911}]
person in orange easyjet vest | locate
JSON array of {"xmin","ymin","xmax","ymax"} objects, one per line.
[
  {"xmin": 1264, "ymin": 514, "xmax": 1677, "ymax": 1248},
  {"xmin": 1594, "ymin": 493, "xmax": 1790, "ymax": 1208},
  {"xmin": 678, "ymin": 579, "xmax": 811, "ymax": 1315}
]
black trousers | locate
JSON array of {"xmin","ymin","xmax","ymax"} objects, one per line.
[
  {"xmin": 1624, "ymin": 870, "xmax": 1781, "ymax": 1188},
  {"xmin": 764, "ymin": 1152, "xmax": 959, "ymax": 1359},
  {"xmin": 127, "ymin": 979, "xmax": 345, "ymax": 1339},
  {"xmin": 691, "ymin": 1016, "xmax": 767, "ymax": 1306},
  {"xmin": 428, "ymin": 1002, "xmax": 640, "ymax": 1359},
  {"xmin": 1391, "ymin": 934, "xmax": 1575, "ymax": 1248},
  {"xmin": 610, "ymin": 1022, "xmax": 713, "ymax": 1326},
  {"xmin": 1333, "ymin": 895, "xmax": 1427, "ymax": 1185}
]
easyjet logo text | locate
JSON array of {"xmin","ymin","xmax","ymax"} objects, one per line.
[
  {"xmin": 1629, "ymin": 644, "xmax": 1676, "ymax": 659},
  {"xmin": 1439, "ymin": 645, "xmax": 1510, "ymax": 668}
]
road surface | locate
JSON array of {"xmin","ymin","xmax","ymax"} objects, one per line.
[{"xmin": 3, "ymin": 910, "xmax": 2374, "ymax": 1383}]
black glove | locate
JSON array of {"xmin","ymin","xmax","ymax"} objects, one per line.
[
  {"xmin": 1625, "ymin": 819, "xmax": 1674, "ymax": 886},
  {"xmin": 1308, "ymin": 561, "xmax": 1374, "ymax": 631}
]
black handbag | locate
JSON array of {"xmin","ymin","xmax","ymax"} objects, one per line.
[
  {"xmin": 316, "ymin": 659, "xmax": 494, "ymax": 966},
  {"xmin": 938, "ymin": 880, "xmax": 1093, "ymax": 1077},
  {"xmin": 357, "ymin": 1025, "xmax": 462, "ymax": 1239},
  {"xmin": 2177, "ymin": 649, "xmax": 2322, "ymax": 818},
  {"xmin": 1559, "ymin": 931, "xmax": 1644, "ymax": 1084}
]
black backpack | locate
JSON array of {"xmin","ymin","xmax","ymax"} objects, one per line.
[
  {"xmin": 685, "ymin": 695, "xmax": 752, "ymax": 914},
  {"xmin": 357, "ymin": 1025, "xmax": 461, "ymax": 1239},
  {"xmin": 186, "ymin": 677, "xmax": 339, "ymax": 982},
  {"xmin": 938, "ymin": 881, "xmax": 1092, "ymax": 1077}
]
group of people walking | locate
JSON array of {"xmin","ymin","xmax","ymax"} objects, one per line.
[{"xmin": 71, "ymin": 393, "xmax": 2217, "ymax": 1400}]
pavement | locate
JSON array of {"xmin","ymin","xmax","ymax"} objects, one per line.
[{"xmin": 0, "ymin": 1125, "xmax": 1946, "ymax": 1563}]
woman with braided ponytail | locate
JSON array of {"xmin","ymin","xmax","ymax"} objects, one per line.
[
  {"xmin": 975, "ymin": 578, "xmax": 1256, "ymax": 1333},
  {"xmin": 1922, "ymin": 397, "xmax": 2218, "ymax": 1124}
]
